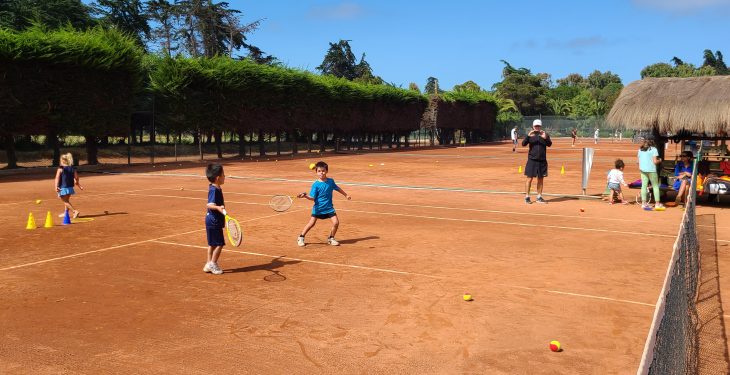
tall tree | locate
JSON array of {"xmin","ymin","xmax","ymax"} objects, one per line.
[
  {"xmin": 493, "ymin": 61, "xmax": 549, "ymax": 116},
  {"xmin": 174, "ymin": 0, "xmax": 262, "ymax": 58},
  {"xmin": 585, "ymin": 70, "xmax": 621, "ymax": 90},
  {"xmin": 145, "ymin": 0, "xmax": 177, "ymax": 55},
  {"xmin": 317, "ymin": 40, "xmax": 382, "ymax": 83},
  {"xmin": 453, "ymin": 80, "xmax": 481, "ymax": 93},
  {"xmin": 424, "ymin": 77, "xmax": 443, "ymax": 95},
  {"xmin": 0, "ymin": 0, "xmax": 95, "ymax": 30},
  {"xmin": 93, "ymin": 0, "xmax": 150, "ymax": 47}
]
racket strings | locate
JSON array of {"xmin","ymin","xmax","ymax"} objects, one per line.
[
  {"xmin": 269, "ymin": 195, "xmax": 293, "ymax": 212},
  {"xmin": 226, "ymin": 218, "xmax": 242, "ymax": 246}
]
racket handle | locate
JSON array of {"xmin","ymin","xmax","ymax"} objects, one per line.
[{"xmin": 221, "ymin": 209, "xmax": 227, "ymax": 216}]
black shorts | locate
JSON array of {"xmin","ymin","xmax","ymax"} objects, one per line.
[
  {"xmin": 525, "ymin": 159, "xmax": 548, "ymax": 178},
  {"xmin": 312, "ymin": 212, "xmax": 336, "ymax": 219},
  {"xmin": 206, "ymin": 226, "xmax": 225, "ymax": 247}
]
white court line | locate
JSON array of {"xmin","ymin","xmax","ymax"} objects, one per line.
[
  {"xmin": 153, "ymin": 239, "xmax": 656, "ymax": 308},
  {"xmin": 87, "ymin": 171, "xmax": 603, "ymax": 199},
  {"xmin": 115, "ymin": 191, "xmax": 709, "ymax": 240},
  {"xmin": 166, "ymin": 188, "xmax": 730, "ymax": 231},
  {"xmin": 338, "ymin": 208, "xmax": 680, "ymax": 239},
  {"xmin": 0, "ymin": 210, "xmax": 300, "ymax": 272},
  {"xmin": 0, "ymin": 187, "xmax": 164, "ymax": 207},
  {"xmin": 152, "ymin": 240, "xmax": 442, "ymax": 279}
]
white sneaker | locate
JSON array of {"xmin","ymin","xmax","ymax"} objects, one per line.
[
  {"xmin": 297, "ymin": 236, "xmax": 305, "ymax": 247},
  {"xmin": 210, "ymin": 263, "xmax": 223, "ymax": 275},
  {"xmin": 203, "ymin": 262, "xmax": 212, "ymax": 273},
  {"xmin": 327, "ymin": 237, "xmax": 340, "ymax": 246}
]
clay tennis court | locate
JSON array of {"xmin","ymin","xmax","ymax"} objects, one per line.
[{"xmin": 2, "ymin": 138, "xmax": 729, "ymax": 374}]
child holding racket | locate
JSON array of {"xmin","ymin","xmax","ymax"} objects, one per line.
[
  {"xmin": 54, "ymin": 153, "xmax": 83, "ymax": 218},
  {"xmin": 204, "ymin": 164, "xmax": 226, "ymax": 275},
  {"xmin": 297, "ymin": 161, "xmax": 351, "ymax": 247}
]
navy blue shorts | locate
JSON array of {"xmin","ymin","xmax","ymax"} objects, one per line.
[
  {"xmin": 206, "ymin": 226, "xmax": 225, "ymax": 247},
  {"xmin": 312, "ymin": 212, "xmax": 336, "ymax": 220}
]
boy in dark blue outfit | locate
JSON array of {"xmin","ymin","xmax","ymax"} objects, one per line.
[{"xmin": 204, "ymin": 164, "xmax": 226, "ymax": 275}]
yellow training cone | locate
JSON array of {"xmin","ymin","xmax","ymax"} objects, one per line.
[
  {"xmin": 561, "ymin": 165, "xmax": 565, "ymax": 175},
  {"xmin": 44, "ymin": 211, "xmax": 54, "ymax": 228},
  {"xmin": 26, "ymin": 212, "xmax": 36, "ymax": 230},
  {"xmin": 518, "ymin": 165, "xmax": 523, "ymax": 173}
]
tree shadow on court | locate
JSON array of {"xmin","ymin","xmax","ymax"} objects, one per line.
[
  {"xmin": 695, "ymin": 214, "xmax": 730, "ymax": 374},
  {"xmin": 224, "ymin": 256, "xmax": 301, "ymax": 282},
  {"xmin": 80, "ymin": 212, "xmax": 128, "ymax": 218},
  {"xmin": 337, "ymin": 236, "xmax": 379, "ymax": 245}
]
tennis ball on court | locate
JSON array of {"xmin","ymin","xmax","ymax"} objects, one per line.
[
  {"xmin": 368, "ymin": 164, "xmax": 374, "ymax": 167},
  {"xmin": 309, "ymin": 163, "xmax": 315, "ymax": 170},
  {"xmin": 180, "ymin": 187, "xmax": 184, "ymax": 191},
  {"xmin": 549, "ymin": 340, "xmax": 561, "ymax": 352},
  {"xmin": 35, "ymin": 199, "xmax": 41, "ymax": 204},
  {"xmin": 463, "ymin": 294, "xmax": 473, "ymax": 301}
]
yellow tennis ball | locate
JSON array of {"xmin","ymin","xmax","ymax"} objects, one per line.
[
  {"xmin": 463, "ymin": 294, "xmax": 473, "ymax": 301},
  {"xmin": 35, "ymin": 199, "xmax": 42, "ymax": 204},
  {"xmin": 549, "ymin": 340, "xmax": 561, "ymax": 352},
  {"xmin": 309, "ymin": 163, "xmax": 316, "ymax": 170}
]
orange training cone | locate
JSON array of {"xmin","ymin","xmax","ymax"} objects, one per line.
[
  {"xmin": 26, "ymin": 212, "xmax": 36, "ymax": 230},
  {"xmin": 44, "ymin": 211, "xmax": 54, "ymax": 228}
]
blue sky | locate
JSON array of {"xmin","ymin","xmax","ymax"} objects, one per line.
[{"xmin": 226, "ymin": 1, "xmax": 727, "ymax": 89}]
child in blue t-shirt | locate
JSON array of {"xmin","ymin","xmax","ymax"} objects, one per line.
[
  {"xmin": 54, "ymin": 153, "xmax": 84, "ymax": 218},
  {"xmin": 672, "ymin": 151, "xmax": 693, "ymax": 207},
  {"xmin": 297, "ymin": 161, "xmax": 351, "ymax": 247},
  {"xmin": 204, "ymin": 164, "xmax": 226, "ymax": 275}
]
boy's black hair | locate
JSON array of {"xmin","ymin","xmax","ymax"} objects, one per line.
[
  {"xmin": 314, "ymin": 161, "xmax": 328, "ymax": 171},
  {"xmin": 615, "ymin": 159, "xmax": 625, "ymax": 169},
  {"xmin": 206, "ymin": 164, "xmax": 224, "ymax": 182}
]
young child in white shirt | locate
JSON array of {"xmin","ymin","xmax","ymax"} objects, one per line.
[{"xmin": 607, "ymin": 159, "xmax": 629, "ymax": 204}]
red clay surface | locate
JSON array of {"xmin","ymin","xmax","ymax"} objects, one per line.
[{"xmin": 1, "ymin": 138, "xmax": 729, "ymax": 374}]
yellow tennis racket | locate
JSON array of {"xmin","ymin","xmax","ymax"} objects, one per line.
[{"xmin": 222, "ymin": 209, "xmax": 242, "ymax": 247}]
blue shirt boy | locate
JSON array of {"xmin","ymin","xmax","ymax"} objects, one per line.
[{"xmin": 309, "ymin": 178, "xmax": 339, "ymax": 215}]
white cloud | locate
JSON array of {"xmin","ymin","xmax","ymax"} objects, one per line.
[
  {"xmin": 633, "ymin": 0, "xmax": 730, "ymax": 11},
  {"xmin": 307, "ymin": 2, "xmax": 366, "ymax": 20}
]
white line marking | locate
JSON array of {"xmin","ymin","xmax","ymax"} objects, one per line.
[
  {"xmin": 0, "ymin": 210, "xmax": 300, "ymax": 272},
  {"xmin": 152, "ymin": 240, "xmax": 442, "ymax": 279},
  {"xmin": 338, "ymin": 208, "xmax": 678, "ymax": 238},
  {"xmin": 153, "ymin": 239, "xmax": 657, "ymax": 307},
  {"xmin": 0, "ymin": 187, "xmax": 164, "ymax": 207}
]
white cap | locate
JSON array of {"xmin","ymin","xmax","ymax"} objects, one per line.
[{"xmin": 532, "ymin": 119, "xmax": 542, "ymax": 126}]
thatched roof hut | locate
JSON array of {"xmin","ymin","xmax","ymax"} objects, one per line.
[{"xmin": 607, "ymin": 76, "xmax": 730, "ymax": 135}]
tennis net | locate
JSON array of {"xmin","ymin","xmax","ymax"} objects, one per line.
[{"xmin": 637, "ymin": 160, "xmax": 701, "ymax": 375}]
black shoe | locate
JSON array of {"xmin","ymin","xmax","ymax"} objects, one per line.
[
  {"xmin": 536, "ymin": 197, "xmax": 548, "ymax": 204},
  {"xmin": 524, "ymin": 196, "xmax": 532, "ymax": 204}
]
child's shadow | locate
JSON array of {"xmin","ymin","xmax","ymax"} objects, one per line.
[
  {"xmin": 337, "ymin": 236, "xmax": 380, "ymax": 245},
  {"xmin": 225, "ymin": 256, "xmax": 300, "ymax": 280}
]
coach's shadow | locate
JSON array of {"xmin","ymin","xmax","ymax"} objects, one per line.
[
  {"xmin": 337, "ymin": 236, "xmax": 379, "ymax": 245},
  {"xmin": 225, "ymin": 256, "xmax": 300, "ymax": 275}
]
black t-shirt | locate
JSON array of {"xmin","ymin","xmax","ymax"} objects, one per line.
[{"xmin": 522, "ymin": 133, "xmax": 552, "ymax": 161}]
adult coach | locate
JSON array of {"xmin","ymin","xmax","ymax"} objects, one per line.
[
  {"xmin": 522, "ymin": 119, "xmax": 552, "ymax": 204},
  {"xmin": 511, "ymin": 126, "xmax": 519, "ymax": 152}
]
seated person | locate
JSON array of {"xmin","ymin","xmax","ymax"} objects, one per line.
[{"xmin": 672, "ymin": 151, "xmax": 693, "ymax": 206}]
